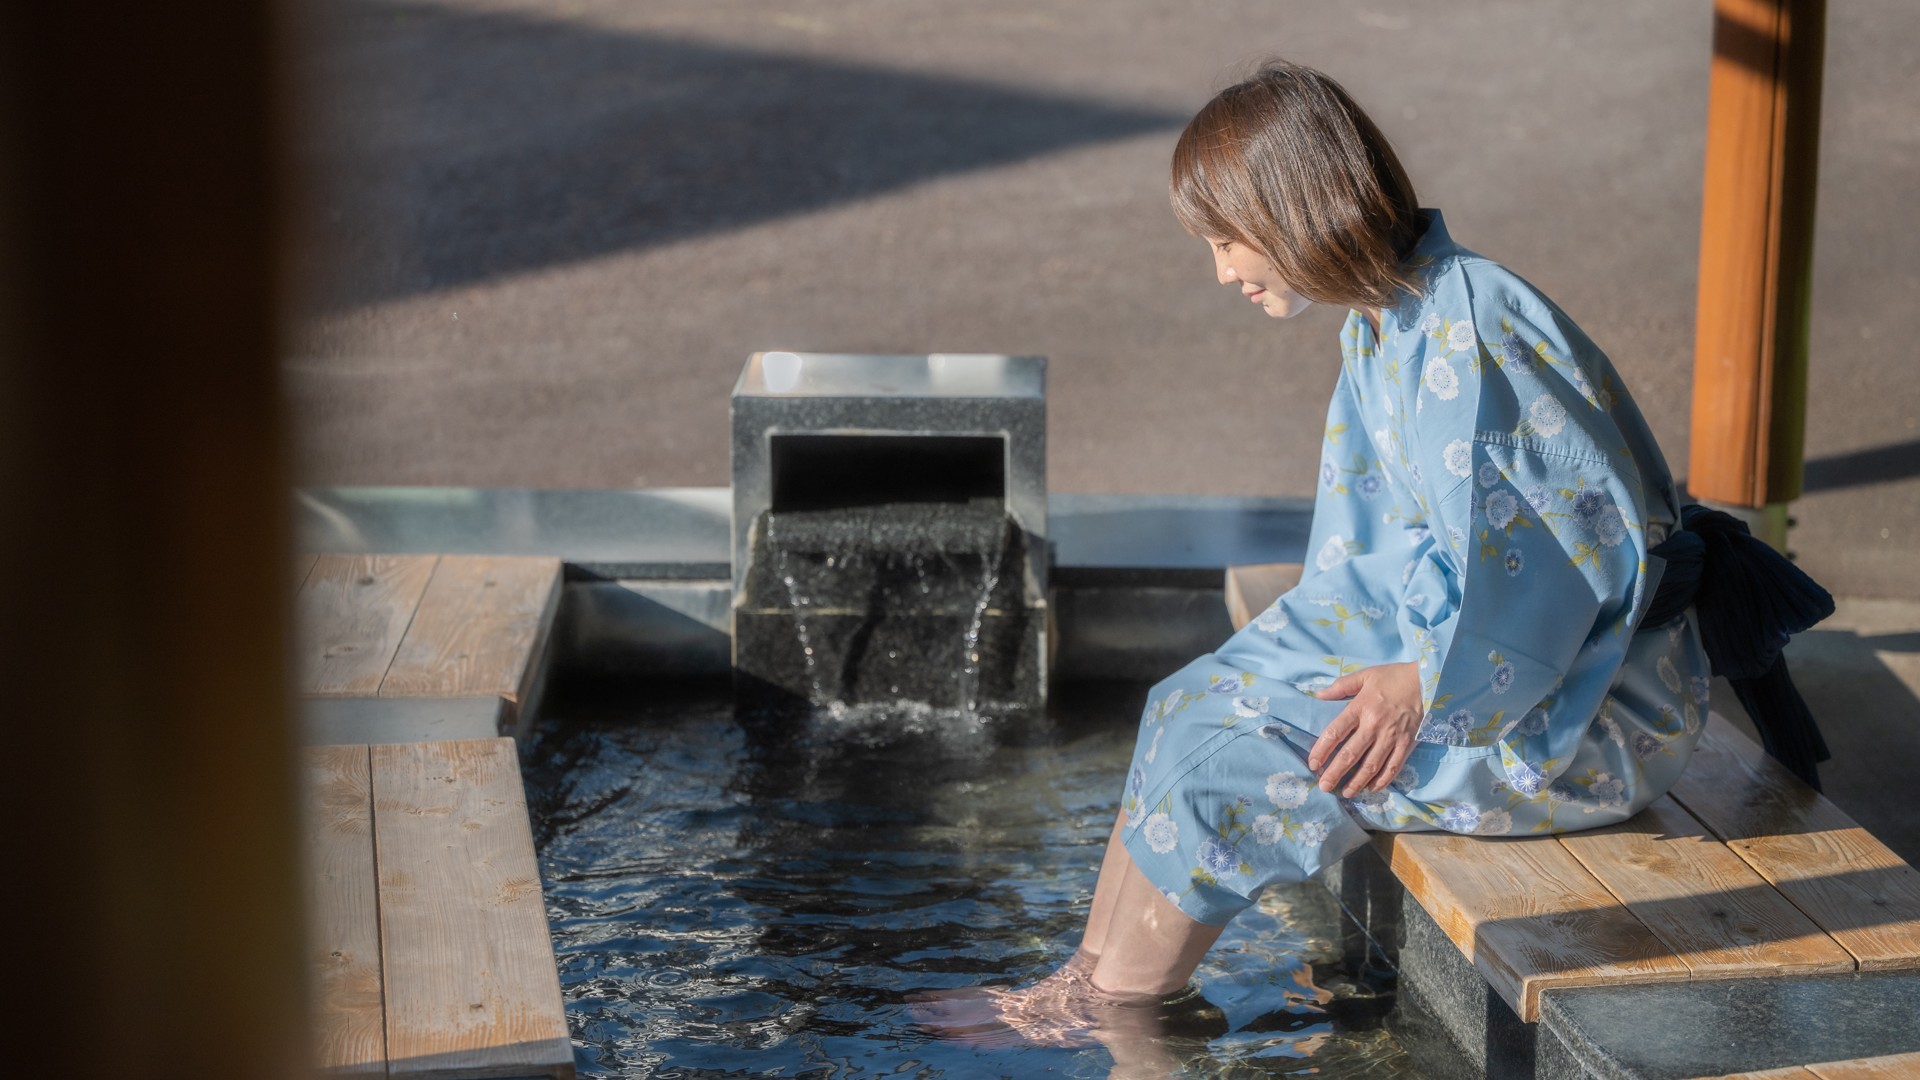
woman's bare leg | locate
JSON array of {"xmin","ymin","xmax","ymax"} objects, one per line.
[
  {"xmin": 1053, "ymin": 810, "xmax": 1228, "ymax": 994},
  {"xmin": 914, "ymin": 808, "xmax": 1228, "ymax": 1049},
  {"xmin": 1076, "ymin": 812, "xmax": 1134, "ymax": 962},
  {"xmin": 1086, "ymin": 849, "xmax": 1224, "ymax": 997}
]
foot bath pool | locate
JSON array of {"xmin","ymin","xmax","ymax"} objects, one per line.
[{"xmin": 521, "ymin": 682, "xmax": 1418, "ymax": 1078}]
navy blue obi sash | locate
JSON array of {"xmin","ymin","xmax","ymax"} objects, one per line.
[{"xmin": 1640, "ymin": 504, "xmax": 1836, "ymax": 789}]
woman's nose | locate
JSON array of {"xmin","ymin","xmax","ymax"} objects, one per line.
[{"xmin": 1213, "ymin": 251, "xmax": 1237, "ymax": 285}]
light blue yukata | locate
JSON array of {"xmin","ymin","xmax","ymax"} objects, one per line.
[{"xmin": 1120, "ymin": 210, "xmax": 1712, "ymax": 925}]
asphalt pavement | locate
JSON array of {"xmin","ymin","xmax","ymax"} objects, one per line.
[{"xmin": 290, "ymin": 0, "xmax": 1918, "ymax": 600}]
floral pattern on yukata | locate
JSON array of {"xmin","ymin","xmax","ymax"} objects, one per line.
[{"xmin": 1120, "ymin": 210, "xmax": 1710, "ymax": 926}]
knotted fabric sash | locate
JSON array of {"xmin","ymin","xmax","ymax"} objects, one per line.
[{"xmin": 1640, "ymin": 504, "xmax": 1836, "ymax": 789}]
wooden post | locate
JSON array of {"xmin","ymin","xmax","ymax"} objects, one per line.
[
  {"xmin": 1689, "ymin": 0, "xmax": 1826, "ymax": 548},
  {"xmin": 0, "ymin": 2, "xmax": 311, "ymax": 1075}
]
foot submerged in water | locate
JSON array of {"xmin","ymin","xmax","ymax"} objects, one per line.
[{"xmin": 909, "ymin": 950, "xmax": 1203, "ymax": 1057}]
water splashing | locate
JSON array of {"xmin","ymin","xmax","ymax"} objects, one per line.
[{"xmin": 740, "ymin": 502, "xmax": 1034, "ymax": 716}]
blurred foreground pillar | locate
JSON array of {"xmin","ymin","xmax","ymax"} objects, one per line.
[
  {"xmin": 1689, "ymin": 0, "xmax": 1826, "ymax": 550},
  {"xmin": 0, "ymin": 3, "xmax": 309, "ymax": 1075}
]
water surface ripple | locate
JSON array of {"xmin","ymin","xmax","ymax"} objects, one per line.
[{"xmin": 522, "ymin": 683, "xmax": 1413, "ymax": 1078}]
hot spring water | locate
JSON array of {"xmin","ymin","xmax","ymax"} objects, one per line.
[{"xmin": 523, "ymin": 684, "xmax": 1414, "ymax": 1077}]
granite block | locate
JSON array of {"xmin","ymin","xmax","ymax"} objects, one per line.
[
  {"xmin": 1396, "ymin": 887, "xmax": 1540, "ymax": 1078},
  {"xmin": 1327, "ymin": 841, "xmax": 1404, "ymax": 984},
  {"xmin": 1326, "ymin": 843, "xmax": 1544, "ymax": 1076},
  {"xmin": 1534, "ymin": 1024, "xmax": 1600, "ymax": 1080},
  {"xmin": 739, "ymin": 505, "xmax": 1031, "ymax": 614},
  {"xmin": 1538, "ymin": 972, "xmax": 1920, "ymax": 1080},
  {"xmin": 1391, "ymin": 972, "xmax": 1516, "ymax": 1080},
  {"xmin": 730, "ymin": 353, "xmax": 1048, "ymax": 610}
]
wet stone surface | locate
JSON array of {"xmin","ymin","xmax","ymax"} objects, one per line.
[
  {"xmin": 1540, "ymin": 971, "xmax": 1920, "ymax": 1080},
  {"xmin": 736, "ymin": 504, "xmax": 1043, "ymax": 711},
  {"xmin": 735, "ymin": 608, "xmax": 1041, "ymax": 712}
]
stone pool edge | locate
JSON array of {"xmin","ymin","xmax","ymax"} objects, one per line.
[{"xmin": 295, "ymin": 486, "xmax": 1314, "ymax": 684}]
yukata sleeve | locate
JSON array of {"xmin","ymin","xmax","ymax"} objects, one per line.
[
  {"xmin": 1301, "ymin": 363, "xmax": 1396, "ymax": 575},
  {"xmin": 1397, "ymin": 293, "xmax": 1652, "ymax": 772}
]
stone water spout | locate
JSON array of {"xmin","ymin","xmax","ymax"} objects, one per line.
[{"xmin": 730, "ymin": 353, "xmax": 1047, "ymax": 713}]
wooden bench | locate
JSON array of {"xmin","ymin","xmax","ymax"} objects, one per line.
[
  {"xmin": 294, "ymin": 554, "xmax": 564, "ymax": 743},
  {"xmin": 1225, "ymin": 563, "xmax": 1920, "ymax": 1026},
  {"xmin": 304, "ymin": 738, "xmax": 573, "ymax": 1079}
]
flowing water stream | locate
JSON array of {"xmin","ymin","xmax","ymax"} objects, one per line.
[{"xmin": 745, "ymin": 502, "xmax": 1033, "ymax": 712}]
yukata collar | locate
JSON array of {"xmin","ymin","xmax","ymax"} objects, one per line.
[
  {"xmin": 1382, "ymin": 208, "xmax": 1455, "ymax": 334},
  {"xmin": 1406, "ymin": 207, "xmax": 1455, "ymax": 265}
]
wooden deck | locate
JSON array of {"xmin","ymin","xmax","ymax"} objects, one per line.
[
  {"xmin": 296, "ymin": 553, "xmax": 574, "ymax": 1078},
  {"xmin": 304, "ymin": 739, "xmax": 573, "ymax": 1079},
  {"xmin": 294, "ymin": 554, "xmax": 564, "ymax": 742},
  {"xmin": 1227, "ymin": 563, "xmax": 1920, "ymax": 1027}
]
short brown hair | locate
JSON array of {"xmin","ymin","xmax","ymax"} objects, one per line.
[{"xmin": 1171, "ymin": 60, "xmax": 1423, "ymax": 309}]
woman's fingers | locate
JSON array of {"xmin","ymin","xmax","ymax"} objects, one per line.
[
  {"xmin": 1343, "ymin": 730, "xmax": 1401, "ymax": 797},
  {"xmin": 1314, "ymin": 673, "xmax": 1362, "ymax": 701},
  {"xmin": 1306, "ymin": 705, "xmax": 1360, "ymax": 772},
  {"xmin": 1314, "ymin": 713, "xmax": 1375, "ymax": 792},
  {"xmin": 1373, "ymin": 734, "xmax": 1416, "ymax": 793}
]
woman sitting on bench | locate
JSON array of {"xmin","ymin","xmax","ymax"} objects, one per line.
[{"xmin": 921, "ymin": 57, "xmax": 1829, "ymax": 1054}]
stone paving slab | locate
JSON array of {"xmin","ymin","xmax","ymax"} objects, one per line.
[{"xmin": 1539, "ymin": 972, "xmax": 1920, "ymax": 1080}]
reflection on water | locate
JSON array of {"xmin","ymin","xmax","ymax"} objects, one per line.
[{"xmin": 521, "ymin": 682, "xmax": 1413, "ymax": 1078}]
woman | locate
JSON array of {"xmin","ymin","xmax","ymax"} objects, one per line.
[{"xmin": 942, "ymin": 58, "xmax": 1723, "ymax": 1038}]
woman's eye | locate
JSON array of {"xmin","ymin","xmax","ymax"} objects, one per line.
[{"xmin": 1214, "ymin": 241, "xmax": 1232, "ymax": 253}]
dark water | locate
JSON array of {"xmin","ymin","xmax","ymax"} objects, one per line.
[{"xmin": 521, "ymin": 682, "xmax": 1414, "ymax": 1078}]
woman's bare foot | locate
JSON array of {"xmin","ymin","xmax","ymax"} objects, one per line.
[
  {"xmin": 912, "ymin": 956, "xmax": 1192, "ymax": 1051},
  {"xmin": 911, "ymin": 815, "xmax": 1225, "ymax": 1066}
]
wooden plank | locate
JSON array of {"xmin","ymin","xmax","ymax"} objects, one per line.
[
  {"xmin": 297, "ymin": 554, "xmax": 439, "ymax": 696},
  {"xmin": 1373, "ymin": 830, "xmax": 1692, "ymax": 1022},
  {"xmin": 502, "ymin": 604, "xmax": 559, "ymax": 744},
  {"xmin": 1557, "ymin": 796, "xmax": 1855, "ymax": 980},
  {"xmin": 372, "ymin": 739, "xmax": 573, "ymax": 1079},
  {"xmin": 1670, "ymin": 715, "xmax": 1920, "ymax": 970},
  {"xmin": 303, "ymin": 745, "xmax": 387, "ymax": 1077},
  {"xmin": 1224, "ymin": 562, "xmax": 1302, "ymax": 631},
  {"xmin": 380, "ymin": 557, "xmax": 563, "ymax": 716},
  {"xmin": 504, "ymin": 557, "xmax": 563, "ymax": 742},
  {"xmin": 1806, "ymin": 1053, "xmax": 1920, "ymax": 1079},
  {"xmin": 296, "ymin": 552, "xmax": 320, "ymax": 591},
  {"xmin": 1699, "ymin": 1069, "xmax": 1815, "ymax": 1080}
]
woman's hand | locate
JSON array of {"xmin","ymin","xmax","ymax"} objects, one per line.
[{"xmin": 1308, "ymin": 662, "xmax": 1422, "ymax": 796}]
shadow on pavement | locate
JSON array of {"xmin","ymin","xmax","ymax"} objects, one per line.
[
  {"xmin": 308, "ymin": 0, "xmax": 1186, "ymax": 308},
  {"xmin": 1802, "ymin": 438, "xmax": 1920, "ymax": 493}
]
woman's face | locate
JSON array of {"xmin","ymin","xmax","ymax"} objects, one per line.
[{"xmin": 1205, "ymin": 236, "xmax": 1312, "ymax": 318}]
